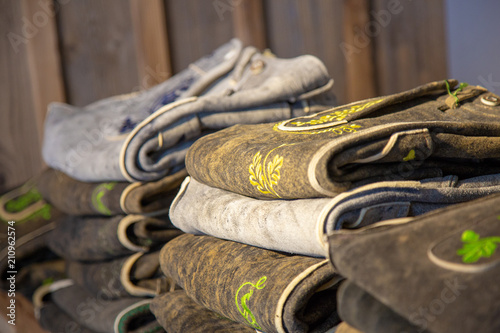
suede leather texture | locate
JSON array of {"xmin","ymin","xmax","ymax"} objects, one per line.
[
  {"xmin": 170, "ymin": 174, "xmax": 500, "ymax": 257},
  {"xmin": 49, "ymin": 281, "xmax": 162, "ymax": 333},
  {"xmin": 39, "ymin": 302, "xmax": 98, "ymax": 333},
  {"xmin": 37, "ymin": 168, "xmax": 187, "ymax": 216},
  {"xmin": 42, "ymin": 38, "xmax": 333, "ymax": 182},
  {"xmin": 159, "ymin": 234, "xmax": 341, "ymax": 333},
  {"xmin": 16, "ymin": 259, "xmax": 65, "ymax": 298},
  {"xmin": 337, "ymin": 280, "xmax": 431, "ymax": 333},
  {"xmin": 186, "ymin": 80, "xmax": 500, "ymax": 199},
  {"xmin": 48, "ymin": 214, "xmax": 182, "ymax": 261},
  {"xmin": 328, "ymin": 193, "xmax": 500, "ymax": 333},
  {"xmin": 150, "ymin": 290, "xmax": 255, "ymax": 333},
  {"xmin": 66, "ymin": 251, "xmax": 170, "ymax": 299}
]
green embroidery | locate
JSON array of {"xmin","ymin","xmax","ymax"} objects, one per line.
[
  {"xmin": 249, "ymin": 147, "xmax": 284, "ymax": 198},
  {"xmin": 456, "ymin": 230, "xmax": 500, "ymax": 263},
  {"xmin": 91, "ymin": 182, "xmax": 116, "ymax": 215},
  {"xmin": 235, "ymin": 276, "xmax": 267, "ymax": 329},
  {"xmin": 5, "ymin": 187, "xmax": 41, "ymax": 213},
  {"xmin": 403, "ymin": 149, "xmax": 416, "ymax": 161},
  {"xmin": 445, "ymin": 80, "xmax": 469, "ymax": 107},
  {"xmin": 42, "ymin": 277, "xmax": 54, "ymax": 286},
  {"xmin": 35, "ymin": 204, "xmax": 52, "ymax": 221},
  {"xmin": 2, "ymin": 187, "xmax": 51, "ymax": 222}
]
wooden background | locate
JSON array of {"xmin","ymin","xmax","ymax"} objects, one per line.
[{"xmin": 0, "ymin": 0, "xmax": 447, "ymax": 193}]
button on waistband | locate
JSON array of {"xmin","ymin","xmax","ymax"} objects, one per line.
[{"xmin": 481, "ymin": 94, "xmax": 500, "ymax": 106}]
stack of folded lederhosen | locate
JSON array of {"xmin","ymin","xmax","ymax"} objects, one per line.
[
  {"xmin": 164, "ymin": 79, "xmax": 500, "ymax": 332},
  {"xmin": 26, "ymin": 38, "xmax": 340, "ymax": 332},
  {"xmin": 31, "ymin": 167, "xmax": 184, "ymax": 333},
  {"xmin": 7, "ymin": 37, "xmax": 500, "ymax": 332}
]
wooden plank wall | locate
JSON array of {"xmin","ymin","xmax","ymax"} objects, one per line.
[{"xmin": 0, "ymin": 0, "xmax": 447, "ymax": 193}]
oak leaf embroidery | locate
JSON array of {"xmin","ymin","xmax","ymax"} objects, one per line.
[{"xmin": 456, "ymin": 230, "xmax": 500, "ymax": 263}]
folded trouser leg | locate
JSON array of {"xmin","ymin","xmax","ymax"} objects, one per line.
[
  {"xmin": 150, "ymin": 290, "xmax": 255, "ymax": 333},
  {"xmin": 48, "ymin": 214, "xmax": 182, "ymax": 261},
  {"xmin": 170, "ymin": 174, "xmax": 500, "ymax": 257},
  {"xmin": 34, "ymin": 280, "xmax": 97, "ymax": 333},
  {"xmin": 327, "ymin": 193, "xmax": 500, "ymax": 333},
  {"xmin": 36, "ymin": 168, "xmax": 187, "ymax": 216},
  {"xmin": 42, "ymin": 38, "xmax": 245, "ymax": 182},
  {"xmin": 38, "ymin": 303, "xmax": 98, "ymax": 333},
  {"xmin": 160, "ymin": 234, "xmax": 342, "ymax": 333},
  {"xmin": 16, "ymin": 258, "xmax": 65, "ymax": 298},
  {"xmin": 42, "ymin": 38, "xmax": 334, "ymax": 183},
  {"xmin": 185, "ymin": 80, "xmax": 500, "ymax": 199},
  {"xmin": 67, "ymin": 251, "xmax": 174, "ymax": 299},
  {"xmin": 169, "ymin": 176, "xmax": 333, "ymax": 257},
  {"xmin": 37, "ymin": 279, "xmax": 164, "ymax": 333},
  {"xmin": 337, "ymin": 280, "xmax": 431, "ymax": 333}
]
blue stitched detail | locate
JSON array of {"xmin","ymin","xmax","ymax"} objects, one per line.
[
  {"xmin": 119, "ymin": 118, "xmax": 138, "ymax": 134},
  {"xmin": 149, "ymin": 76, "xmax": 197, "ymax": 113}
]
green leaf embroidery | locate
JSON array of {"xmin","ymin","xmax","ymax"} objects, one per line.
[
  {"xmin": 456, "ymin": 230, "xmax": 500, "ymax": 263},
  {"xmin": 235, "ymin": 276, "xmax": 267, "ymax": 329}
]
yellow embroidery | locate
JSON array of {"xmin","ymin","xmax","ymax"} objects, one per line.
[
  {"xmin": 249, "ymin": 145, "xmax": 287, "ymax": 198},
  {"xmin": 273, "ymin": 123, "xmax": 362, "ymax": 135},
  {"xmin": 403, "ymin": 149, "xmax": 416, "ymax": 161},
  {"xmin": 290, "ymin": 99, "xmax": 383, "ymax": 127}
]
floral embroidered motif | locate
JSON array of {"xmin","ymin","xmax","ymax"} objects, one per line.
[
  {"xmin": 235, "ymin": 276, "xmax": 267, "ymax": 329},
  {"xmin": 119, "ymin": 117, "xmax": 138, "ymax": 134},
  {"xmin": 249, "ymin": 146, "xmax": 285, "ymax": 198},
  {"xmin": 289, "ymin": 99, "xmax": 384, "ymax": 127},
  {"xmin": 457, "ymin": 230, "xmax": 500, "ymax": 263}
]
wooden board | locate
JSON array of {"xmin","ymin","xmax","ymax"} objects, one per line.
[
  {"xmin": 21, "ymin": 0, "xmax": 66, "ymax": 144},
  {"xmin": 264, "ymin": 0, "xmax": 348, "ymax": 103},
  {"xmin": 56, "ymin": 0, "xmax": 139, "ymax": 106},
  {"xmin": 342, "ymin": 0, "xmax": 377, "ymax": 102},
  {"xmin": 373, "ymin": 0, "xmax": 448, "ymax": 95},
  {"xmin": 130, "ymin": 0, "xmax": 172, "ymax": 89},
  {"xmin": 164, "ymin": 0, "xmax": 234, "ymax": 73},
  {"xmin": 0, "ymin": 0, "xmax": 44, "ymax": 192},
  {"xmin": 233, "ymin": 0, "xmax": 267, "ymax": 49}
]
